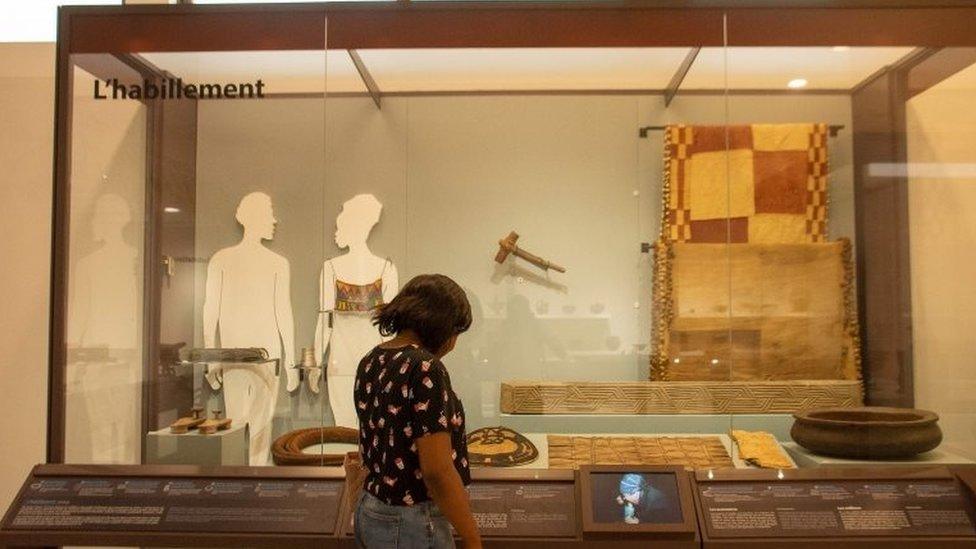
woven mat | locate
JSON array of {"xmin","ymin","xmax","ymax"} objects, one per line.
[
  {"xmin": 547, "ymin": 435, "xmax": 734, "ymax": 470},
  {"xmin": 662, "ymin": 123, "xmax": 829, "ymax": 245},
  {"xmin": 730, "ymin": 430, "xmax": 795, "ymax": 469}
]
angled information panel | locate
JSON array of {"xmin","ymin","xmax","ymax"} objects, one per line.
[
  {"xmin": 693, "ymin": 467, "xmax": 976, "ymax": 548},
  {"xmin": 0, "ymin": 464, "xmax": 346, "ymax": 548}
]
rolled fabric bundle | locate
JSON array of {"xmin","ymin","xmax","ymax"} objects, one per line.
[{"xmin": 272, "ymin": 426, "xmax": 359, "ymax": 466}]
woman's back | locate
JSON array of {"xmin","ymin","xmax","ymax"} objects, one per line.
[{"xmin": 355, "ymin": 344, "xmax": 470, "ymax": 507}]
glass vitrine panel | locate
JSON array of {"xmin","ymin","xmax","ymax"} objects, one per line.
[{"xmin": 63, "ymin": 38, "xmax": 330, "ymax": 466}]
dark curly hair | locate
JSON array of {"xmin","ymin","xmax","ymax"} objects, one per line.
[{"xmin": 372, "ymin": 274, "xmax": 472, "ymax": 353}]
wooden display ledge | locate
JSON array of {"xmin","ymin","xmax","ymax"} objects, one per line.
[{"xmin": 501, "ymin": 380, "xmax": 863, "ymax": 415}]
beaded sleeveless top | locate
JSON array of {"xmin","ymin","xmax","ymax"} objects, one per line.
[{"xmin": 330, "ymin": 259, "xmax": 390, "ymax": 313}]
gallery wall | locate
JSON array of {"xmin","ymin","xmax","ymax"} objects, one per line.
[
  {"xmin": 0, "ymin": 42, "xmax": 53, "ymax": 512},
  {"xmin": 194, "ymin": 93, "xmax": 855, "ymax": 429},
  {"xmin": 907, "ymin": 62, "xmax": 976, "ymax": 460}
]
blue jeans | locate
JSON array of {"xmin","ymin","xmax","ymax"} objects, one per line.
[{"xmin": 354, "ymin": 492, "xmax": 456, "ymax": 549}]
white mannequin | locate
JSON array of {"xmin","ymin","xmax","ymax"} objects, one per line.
[
  {"xmin": 202, "ymin": 192, "xmax": 296, "ymax": 465},
  {"xmin": 313, "ymin": 194, "xmax": 398, "ymax": 428},
  {"xmin": 66, "ymin": 193, "xmax": 140, "ymax": 464}
]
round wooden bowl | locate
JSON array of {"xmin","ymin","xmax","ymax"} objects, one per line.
[{"xmin": 791, "ymin": 407, "xmax": 942, "ymax": 459}]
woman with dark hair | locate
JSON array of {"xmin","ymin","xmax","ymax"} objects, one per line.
[{"xmin": 353, "ymin": 274, "xmax": 481, "ymax": 549}]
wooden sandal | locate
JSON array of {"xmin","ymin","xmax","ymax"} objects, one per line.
[
  {"xmin": 169, "ymin": 408, "xmax": 205, "ymax": 434},
  {"xmin": 198, "ymin": 410, "xmax": 232, "ymax": 435}
]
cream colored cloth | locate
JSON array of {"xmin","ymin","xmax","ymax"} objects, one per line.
[{"xmin": 222, "ymin": 362, "xmax": 278, "ymax": 465}]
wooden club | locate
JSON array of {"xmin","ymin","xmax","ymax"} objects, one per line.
[{"xmin": 494, "ymin": 231, "xmax": 566, "ymax": 273}]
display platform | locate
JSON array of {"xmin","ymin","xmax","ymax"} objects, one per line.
[
  {"xmin": 146, "ymin": 424, "xmax": 249, "ymax": 466},
  {"xmin": 692, "ymin": 466, "xmax": 976, "ymax": 548},
  {"xmin": 510, "ymin": 432, "xmax": 793, "ymax": 470},
  {"xmin": 784, "ymin": 442, "xmax": 976, "ymax": 469},
  {"xmin": 0, "ymin": 464, "xmax": 347, "ymax": 548},
  {"xmin": 500, "ymin": 413, "xmax": 797, "ymax": 442},
  {"xmin": 500, "ymin": 380, "xmax": 863, "ymax": 415}
]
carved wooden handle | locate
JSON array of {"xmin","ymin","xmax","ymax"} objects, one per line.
[{"xmin": 494, "ymin": 230, "xmax": 566, "ymax": 273}]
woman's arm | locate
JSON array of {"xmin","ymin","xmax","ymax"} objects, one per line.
[{"xmin": 417, "ymin": 433, "xmax": 481, "ymax": 548}]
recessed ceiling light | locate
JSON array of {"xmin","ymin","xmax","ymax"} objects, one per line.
[
  {"xmin": 787, "ymin": 78, "xmax": 808, "ymax": 89},
  {"xmin": 832, "ymin": 46, "xmax": 851, "ymax": 52},
  {"xmin": 164, "ymin": 206, "xmax": 181, "ymax": 213}
]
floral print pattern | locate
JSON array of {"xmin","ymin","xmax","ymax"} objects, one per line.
[{"xmin": 355, "ymin": 345, "xmax": 470, "ymax": 506}]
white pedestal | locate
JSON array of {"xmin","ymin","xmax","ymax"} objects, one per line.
[{"xmin": 146, "ymin": 424, "xmax": 249, "ymax": 466}]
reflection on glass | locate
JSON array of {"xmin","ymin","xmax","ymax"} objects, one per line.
[
  {"xmin": 906, "ymin": 61, "xmax": 976, "ymax": 460},
  {"xmin": 65, "ymin": 65, "xmax": 146, "ymax": 464}
]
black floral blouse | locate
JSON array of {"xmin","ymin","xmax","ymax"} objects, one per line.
[{"xmin": 354, "ymin": 344, "xmax": 471, "ymax": 506}]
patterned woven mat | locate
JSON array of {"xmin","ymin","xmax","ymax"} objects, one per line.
[
  {"xmin": 730, "ymin": 430, "xmax": 795, "ymax": 469},
  {"xmin": 547, "ymin": 435, "xmax": 734, "ymax": 470},
  {"xmin": 662, "ymin": 123, "xmax": 829, "ymax": 245}
]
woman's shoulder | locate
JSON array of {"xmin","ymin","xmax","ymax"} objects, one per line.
[
  {"xmin": 398, "ymin": 345, "xmax": 438, "ymax": 363},
  {"xmin": 391, "ymin": 346, "xmax": 446, "ymax": 375}
]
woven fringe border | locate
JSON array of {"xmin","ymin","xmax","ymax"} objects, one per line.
[{"xmin": 650, "ymin": 126, "xmax": 676, "ymax": 380}]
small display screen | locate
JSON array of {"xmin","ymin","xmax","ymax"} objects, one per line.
[{"xmin": 589, "ymin": 472, "xmax": 683, "ymax": 525}]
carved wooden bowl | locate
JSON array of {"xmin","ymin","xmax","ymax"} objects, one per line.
[{"xmin": 791, "ymin": 407, "xmax": 942, "ymax": 459}]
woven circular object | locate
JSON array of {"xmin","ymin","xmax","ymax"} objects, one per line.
[
  {"xmin": 467, "ymin": 427, "xmax": 538, "ymax": 467},
  {"xmin": 272, "ymin": 427, "xmax": 359, "ymax": 466}
]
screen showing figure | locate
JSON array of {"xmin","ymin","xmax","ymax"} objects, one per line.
[{"xmin": 589, "ymin": 472, "xmax": 683, "ymax": 525}]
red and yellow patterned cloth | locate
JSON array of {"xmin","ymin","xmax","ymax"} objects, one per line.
[{"xmin": 664, "ymin": 123, "xmax": 828, "ymax": 244}]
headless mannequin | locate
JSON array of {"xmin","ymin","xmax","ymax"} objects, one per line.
[
  {"xmin": 313, "ymin": 194, "xmax": 398, "ymax": 428},
  {"xmin": 202, "ymin": 192, "xmax": 296, "ymax": 465}
]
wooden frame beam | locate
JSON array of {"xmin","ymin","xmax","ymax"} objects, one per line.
[
  {"xmin": 664, "ymin": 46, "xmax": 700, "ymax": 107},
  {"xmin": 61, "ymin": 4, "xmax": 976, "ymax": 54},
  {"xmin": 348, "ymin": 49, "xmax": 382, "ymax": 109}
]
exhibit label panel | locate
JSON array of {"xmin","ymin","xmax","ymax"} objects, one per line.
[
  {"xmin": 697, "ymin": 478, "xmax": 976, "ymax": 539},
  {"xmin": 467, "ymin": 481, "xmax": 577, "ymax": 538},
  {"xmin": 1, "ymin": 466, "xmax": 344, "ymax": 537}
]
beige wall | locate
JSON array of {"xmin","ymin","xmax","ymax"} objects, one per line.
[
  {"xmin": 0, "ymin": 42, "xmax": 54, "ymax": 511},
  {"xmin": 907, "ymin": 63, "xmax": 976, "ymax": 459}
]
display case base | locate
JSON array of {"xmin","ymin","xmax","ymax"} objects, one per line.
[
  {"xmin": 783, "ymin": 442, "xmax": 976, "ymax": 468},
  {"xmin": 501, "ymin": 380, "xmax": 863, "ymax": 415},
  {"xmin": 145, "ymin": 424, "xmax": 248, "ymax": 466},
  {"xmin": 499, "ymin": 413, "xmax": 796, "ymax": 441}
]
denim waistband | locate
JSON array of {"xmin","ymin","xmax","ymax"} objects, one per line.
[{"xmin": 360, "ymin": 491, "xmax": 444, "ymax": 518}]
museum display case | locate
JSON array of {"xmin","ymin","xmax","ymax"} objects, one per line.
[{"xmin": 43, "ymin": 0, "xmax": 976, "ymax": 488}]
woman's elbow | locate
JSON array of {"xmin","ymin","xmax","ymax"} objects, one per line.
[{"xmin": 420, "ymin": 464, "xmax": 452, "ymax": 487}]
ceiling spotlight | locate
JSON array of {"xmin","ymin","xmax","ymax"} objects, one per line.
[
  {"xmin": 787, "ymin": 78, "xmax": 808, "ymax": 89},
  {"xmin": 832, "ymin": 46, "xmax": 851, "ymax": 52},
  {"xmin": 164, "ymin": 206, "xmax": 181, "ymax": 213}
]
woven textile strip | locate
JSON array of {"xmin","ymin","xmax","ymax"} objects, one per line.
[
  {"xmin": 806, "ymin": 124, "xmax": 829, "ymax": 242},
  {"xmin": 651, "ymin": 124, "xmax": 861, "ymax": 385},
  {"xmin": 663, "ymin": 123, "xmax": 830, "ymax": 244},
  {"xmin": 547, "ymin": 435, "xmax": 733, "ymax": 470}
]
